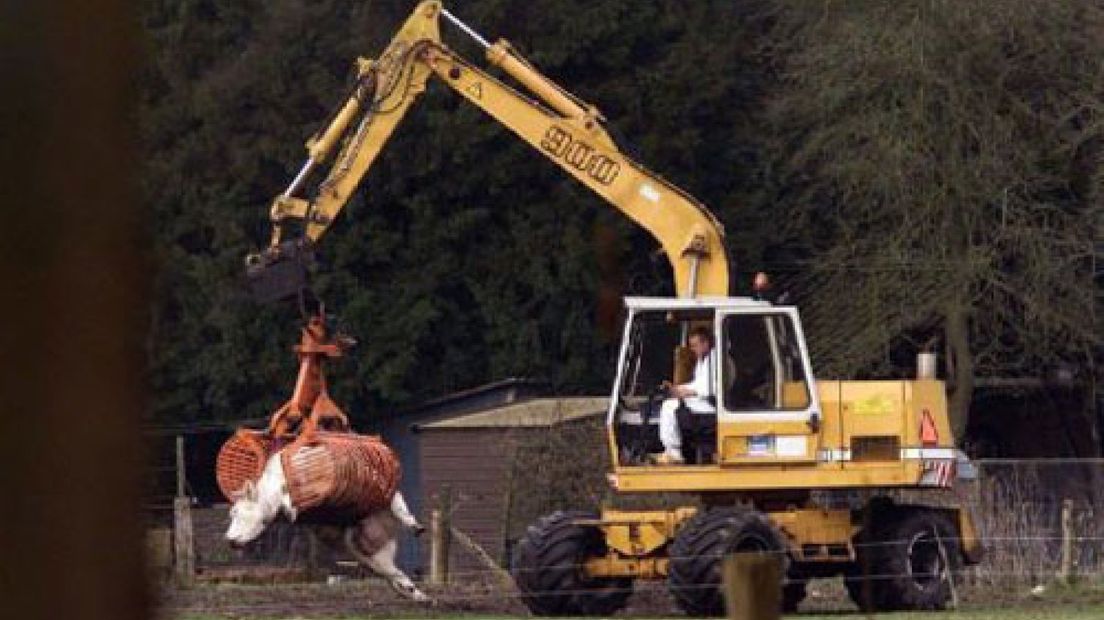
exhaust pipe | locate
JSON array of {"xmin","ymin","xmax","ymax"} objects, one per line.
[{"xmin": 917, "ymin": 352, "xmax": 937, "ymax": 380}]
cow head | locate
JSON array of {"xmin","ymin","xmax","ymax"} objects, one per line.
[{"xmin": 224, "ymin": 480, "xmax": 272, "ymax": 547}]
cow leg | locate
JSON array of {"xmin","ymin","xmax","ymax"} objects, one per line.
[
  {"xmin": 365, "ymin": 539, "xmax": 430, "ymax": 602},
  {"xmin": 344, "ymin": 525, "xmax": 429, "ymax": 603},
  {"xmin": 390, "ymin": 492, "xmax": 424, "ymax": 534}
]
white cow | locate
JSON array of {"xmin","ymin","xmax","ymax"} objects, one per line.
[{"xmin": 225, "ymin": 452, "xmax": 430, "ymax": 602}]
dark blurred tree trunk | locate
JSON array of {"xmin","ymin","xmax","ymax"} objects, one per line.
[{"xmin": 0, "ymin": 2, "xmax": 150, "ymax": 618}]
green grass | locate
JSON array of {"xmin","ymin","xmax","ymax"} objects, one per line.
[
  {"xmin": 176, "ymin": 609, "xmax": 1104, "ymax": 620},
  {"xmin": 168, "ymin": 579, "xmax": 1104, "ymax": 620},
  {"xmin": 795, "ymin": 609, "xmax": 1104, "ymax": 620}
]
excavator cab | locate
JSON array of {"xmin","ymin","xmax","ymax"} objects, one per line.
[
  {"xmin": 612, "ymin": 305, "xmax": 709, "ymax": 464},
  {"xmin": 610, "ymin": 296, "xmax": 822, "ymax": 467}
]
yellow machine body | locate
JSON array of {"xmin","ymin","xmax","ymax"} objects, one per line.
[{"xmin": 610, "ymin": 378, "xmax": 956, "ymax": 493}]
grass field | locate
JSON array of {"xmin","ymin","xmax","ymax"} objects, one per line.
[
  {"xmin": 177, "ymin": 610, "xmax": 1104, "ymax": 620},
  {"xmin": 164, "ymin": 579, "xmax": 1104, "ymax": 620}
]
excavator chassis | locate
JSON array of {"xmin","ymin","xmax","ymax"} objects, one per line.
[
  {"xmin": 511, "ymin": 295, "xmax": 983, "ymax": 615},
  {"xmin": 582, "ymin": 503, "xmax": 982, "ymax": 578},
  {"xmin": 513, "ymin": 499, "xmax": 982, "ymax": 616}
]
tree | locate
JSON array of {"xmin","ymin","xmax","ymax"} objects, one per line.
[{"xmin": 759, "ymin": 0, "xmax": 1103, "ymax": 439}]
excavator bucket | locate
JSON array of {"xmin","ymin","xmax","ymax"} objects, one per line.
[{"xmin": 245, "ymin": 239, "xmax": 314, "ymax": 303}]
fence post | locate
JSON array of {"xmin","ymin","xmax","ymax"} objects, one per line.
[
  {"xmin": 499, "ymin": 442, "xmax": 519, "ymax": 566},
  {"xmin": 429, "ymin": 487, "xmax": 452, "ymax": 585},
  {"xmin": 173, "ymin": 435, "xmax": 195, "ymax": 587},
  {"xmin": 934, "ymin": 527, "xmax": 959, "ymax": 608},
  {"xmin": 1058, "ymin": 498, "xmax": 1075, "ymax": 586},
  {"xmin": 722, "ymin": 553, "xmax": 781, "ymax": 620}
]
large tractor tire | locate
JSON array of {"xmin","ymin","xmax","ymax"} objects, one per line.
[
  {"xmin": 667, "ymin": 507, "xmax": 788, "ymax": 616},
  {"xmin": 846, "ymin": 508, "xmax": 961, "ymax": 611},
  {"xmin": 511, "ymin": 511, "xmax": 632, "ymax": 616}
]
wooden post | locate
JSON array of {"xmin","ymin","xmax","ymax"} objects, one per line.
[
  {"xmin": 429, "ymin": 508, "xmax": 450, "ymax": 585},
  {"xmin": 934, "ymin": 526, "xmax": 959, "ymax": 609},
  {"xmin": 1058, "ymin": 498, "xmax": 1075, "ymax": 586},
  {"xmin": 175, "ymin": 435, "xmax": 186, "ymax": 497},
  {"xmin": 499, "ymin": 442, "xmax": 519, "ymax": 566},
  {"xmin": 429, "ymin": 486, "xmax": 453, "ymax": 586},
  {"xmin": 722, "ymin": 553, "xmax": 781, "ymax": 620},
  {"xmin": 173, "ymin": 436, "xmax": 195, "ymax": 587}
]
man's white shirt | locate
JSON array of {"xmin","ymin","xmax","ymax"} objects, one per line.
[{"xmin": 678, "ymin": 352, "xmax": 716, "ymax": 413}]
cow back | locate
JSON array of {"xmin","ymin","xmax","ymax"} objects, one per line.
[{"xmin": 281, "ymin": 431, "xmax": 400, "ymax": 523}]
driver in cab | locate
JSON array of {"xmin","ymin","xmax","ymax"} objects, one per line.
[{"xmin": 654, "ymin": 326, "xmax": 715, "ymax": 465}]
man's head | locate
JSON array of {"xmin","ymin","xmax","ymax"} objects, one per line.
[{"xmin": 688, "ymin": 326, "xmax": 714, "ymax": 359}]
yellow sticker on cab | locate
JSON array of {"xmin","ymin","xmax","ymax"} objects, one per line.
[{"xmin": 854, "ymin": 394, "xmax": 895, "ymax": 416}]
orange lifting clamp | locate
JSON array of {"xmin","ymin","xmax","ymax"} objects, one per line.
[
  {"xmin": 217, "ymin": 310, "xmax": 366, "ymax": 502},
  {"xmin": 266, "ymin": 311, "xmax": 354, "ymax": 439},
  {"xmin": 215, "ymin": 310, "xmax": 401, "ymax": 517}
]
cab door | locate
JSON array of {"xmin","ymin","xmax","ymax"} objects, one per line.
[{"xmin": 714, "ymin": 308, "xmax": 822, "ymax": 464}]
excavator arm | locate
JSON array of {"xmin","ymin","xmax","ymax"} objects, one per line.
[{"xmin": 247, "ymin": 1, "xmax": 729, "ymax": 301}]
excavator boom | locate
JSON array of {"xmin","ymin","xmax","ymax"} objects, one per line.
[{"xmin": 246, "ymin": 1, "xmax": 728, "ymax": 301}]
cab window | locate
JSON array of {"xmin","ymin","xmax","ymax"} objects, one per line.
[
  {"xmin": 618, "ymin": 310, "xmax": 714, "ymax": 403},
  {"xmin": 618, "ymin": 313, "xmax": 678, "ymax": 402},
  {"xmin": 721, "ymin": 314, "xmax": 811, "ymax": 411}
]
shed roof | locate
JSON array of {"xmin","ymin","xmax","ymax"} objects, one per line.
[
  {"xmin": 413, "ymin": 396, "xmax": 607, "ymax": 430},
  {"xmin": 397, "ymin": 376, "xmax": 549, "ymax": 417}
]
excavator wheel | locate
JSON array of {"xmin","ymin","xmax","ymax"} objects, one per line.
[
  {"xmin": 667, "ymin": 507, "xmax": 788, "ymax": 616},
  {"xmin": 511, "ymin": 511, "xmax": 633, "ymax": 616},
  {"xmin": 846, "ymin": 508, "xmax": 960, "ymax": 611}
]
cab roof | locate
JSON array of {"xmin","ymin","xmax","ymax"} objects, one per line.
[{"xmin": 623, "ymin": 296, "xmax": 780, "ymax": 311}]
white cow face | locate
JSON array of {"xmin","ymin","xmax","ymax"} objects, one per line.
[{"xmin": 224, "ymin": 481, "xmax": 270, "ymax": 547}]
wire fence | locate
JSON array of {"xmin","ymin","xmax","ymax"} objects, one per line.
[
  {"xmin": 155, "ymin": 458, "xmax": 1104, "ymax": 614},
  {"xmin": 959, "ymin": 459, "xmax": 1104, "ymax": 587}
]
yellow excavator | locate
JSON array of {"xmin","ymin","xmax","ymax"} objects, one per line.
[{"xmin": 245, "ymin": 2, "xmax": 981, "ymax": 614}]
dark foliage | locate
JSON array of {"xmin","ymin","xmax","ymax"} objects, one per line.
[
  {"xmin": 142, "ymin": 0, "xmax": 1101, "ymax": 448},
  {"xmin": 141, "ymin": 0, "xmax": 771, "ymax": 426}
]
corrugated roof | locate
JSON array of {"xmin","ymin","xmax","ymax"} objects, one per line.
[
  {"xmin": 397, "ymin": 377, "xmax": 549, "ymax": 416},
  {"xmin": 414, "ymin": 397, "xmax": 608, "ymax": 430}
]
